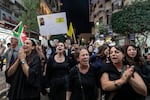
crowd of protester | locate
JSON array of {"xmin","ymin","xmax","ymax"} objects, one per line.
[{"xmin": 0, "ymin": 36, "xmax": 150, "ymax": 100}]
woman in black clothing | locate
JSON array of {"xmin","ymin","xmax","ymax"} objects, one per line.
[
  {"xmin": 124, "ymin": 44, "xmax": 145, "ymax": 67},
  {"xmin": 68, "ymin": 44, "xmax": 79, "ymax": 68},
  {"xmin": 46, "ymin": 42, "xmax": 70, "ymax": 100},
  {"xmin": 124, "ymin": 44, "xmax": 150, "ymax": 98},
  {"xmin": 66, "ymin": 47, "xmax": 100, "ymax": 100},
  {"xmin": 100, "ymin": 45, "xmax": 147, "ymax": 100},
  {"xmin": 5, "ymin": 39, "xmax": 42, "ymax": 100}
]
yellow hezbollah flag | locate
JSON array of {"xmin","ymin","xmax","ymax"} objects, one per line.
[{"xmin": 67, "ymin": 22, "xmax": 74, "ymax": 37}]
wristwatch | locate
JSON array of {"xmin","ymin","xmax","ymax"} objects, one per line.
[{"xmin": 21, "ymin": 59, "xmax": 26, "ymax": 64}]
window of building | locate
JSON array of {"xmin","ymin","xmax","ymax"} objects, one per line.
[
  {"xmin": 105, "ymin": 0, "xmax": 110, "ymax": 3},
  {"xmin": 94, "ymin": 4, "xmax": 96, "ymax": 9},
  {"xmin": 112, "ymin": 3, "xmax": 114, "ymax": 11},
  {"xmin": 99, "ymin": 17, "xmax": 103, "ymax": 22},
  {"xmin": 99, "ymin": 4, "xmax": 103, "ymax": 8},
  {"xmin": 2, "ymin": 0, "xmax": 10, "ymax": 8},
  {"xmin": 106, "ymin": 14, "xmax": 111, "ymax": 25},
  {"xmin": 112, "ymin": 0, "xmax": 123, "ymax": 11}
]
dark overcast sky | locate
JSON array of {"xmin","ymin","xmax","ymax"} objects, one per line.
[{"xmin": 61, "ymin": 0, "xmax": 93, "ymax": 35}]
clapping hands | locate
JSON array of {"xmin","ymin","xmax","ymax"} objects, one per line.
[
  {"xmin": 18, "ymin": 48, "xmax": 26, "ymax": 60},
  {"xmin": 121, "ymin": 65, "xmax": 134, "ymax": 83}
]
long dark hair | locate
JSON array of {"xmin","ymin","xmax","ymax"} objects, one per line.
[
  {"xmin": 26, "ymin": 39, "xmax": 38, "ymax": 65},
  {"xmin": 124, "ymin": 44, "xmax": 145, "ymax": 66},
  {"xmin": 97, "ymin": 44, "xmax": 109, "ymax": 58}
]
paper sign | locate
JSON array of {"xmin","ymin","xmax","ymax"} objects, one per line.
[{"xmin": 37, "ymin": 12, "xmax": 68, "ymax": 35}]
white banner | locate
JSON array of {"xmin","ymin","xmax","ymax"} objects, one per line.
[{"xmin": 37, "ymin": 12, "xmax": 68, "ymax": 35}]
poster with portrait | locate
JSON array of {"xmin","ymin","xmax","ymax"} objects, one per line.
[{"xmin": 37, "ymin": 12, "xmax": 68, "ymax": 35}]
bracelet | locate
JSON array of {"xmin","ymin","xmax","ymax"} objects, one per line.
[
  {"xmin": 113, "ymin": 80, "xmax": 120, "ymax": 88},
  {"xmin": 21, "ymin": 59, "xmax": 27, "ymax": 64}
]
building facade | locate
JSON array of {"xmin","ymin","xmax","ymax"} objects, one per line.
[
  {"xmin": 0, "ymin": 0, "xmax": 53, "ymax": 42},
  {"xmin": 0, "ymin": 0, "xmax": 25, "ymax": 29},
  {"xmin": 90, "ymin": 0, "xmax": 149, "ymax": 47},
  {"xmin": 0, "ymin": 0, "xmax": 25, "ymax": 45},
  {"xmin": 90, "ymin": 0, "xmax": 136, "ymax": 27}
]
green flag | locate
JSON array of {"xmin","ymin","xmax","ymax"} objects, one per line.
[{"xmin": 13, "ymin": 22, "xmax": 24, "ymax": 46}]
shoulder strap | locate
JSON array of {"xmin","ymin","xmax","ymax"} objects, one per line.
[{"xmin": 76, "ymin": 65, "xmax": 86, "ymax": 100}]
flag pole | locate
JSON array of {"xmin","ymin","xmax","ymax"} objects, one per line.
[
  {"xmin": 12, "ymin": 21, "xmax": 22, "ymax": 32},
  {"xmin": 72, "ymin": 29, "xmax": 77, "ymax": 44}
]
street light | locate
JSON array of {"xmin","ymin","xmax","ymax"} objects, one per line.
[{"xmin": 96, "ymin": 21, "xmax": 99, "ymax": 26}]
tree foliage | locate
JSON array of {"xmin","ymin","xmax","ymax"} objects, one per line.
[
  {"xmin": 18, "ymin": 0, "xmax": 40, "ymax": 32},
  {"xmin": 111, "ymin": 0, "xmax": 150, "ymax": 34},
  {"xmin": 96, "ymin": 21, "xmax": 107, "ymax": 34}
]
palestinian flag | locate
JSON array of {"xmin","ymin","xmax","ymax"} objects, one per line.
[{"xmin": 13, "ymin": 22, "xmax": 27, "ymax": 46}]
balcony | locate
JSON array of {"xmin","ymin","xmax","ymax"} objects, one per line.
[
  {"xmin": 112, "ymin": 0, "xmax": 123, "ymax": 11},
  {"xmin": 0, "ymin": 0, "xmax": 11, "ymax": 13}
]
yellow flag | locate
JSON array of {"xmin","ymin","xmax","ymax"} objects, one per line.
[{"xmin": 67, "ymin": 22, "xmax": 74, "ymax": 37}]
